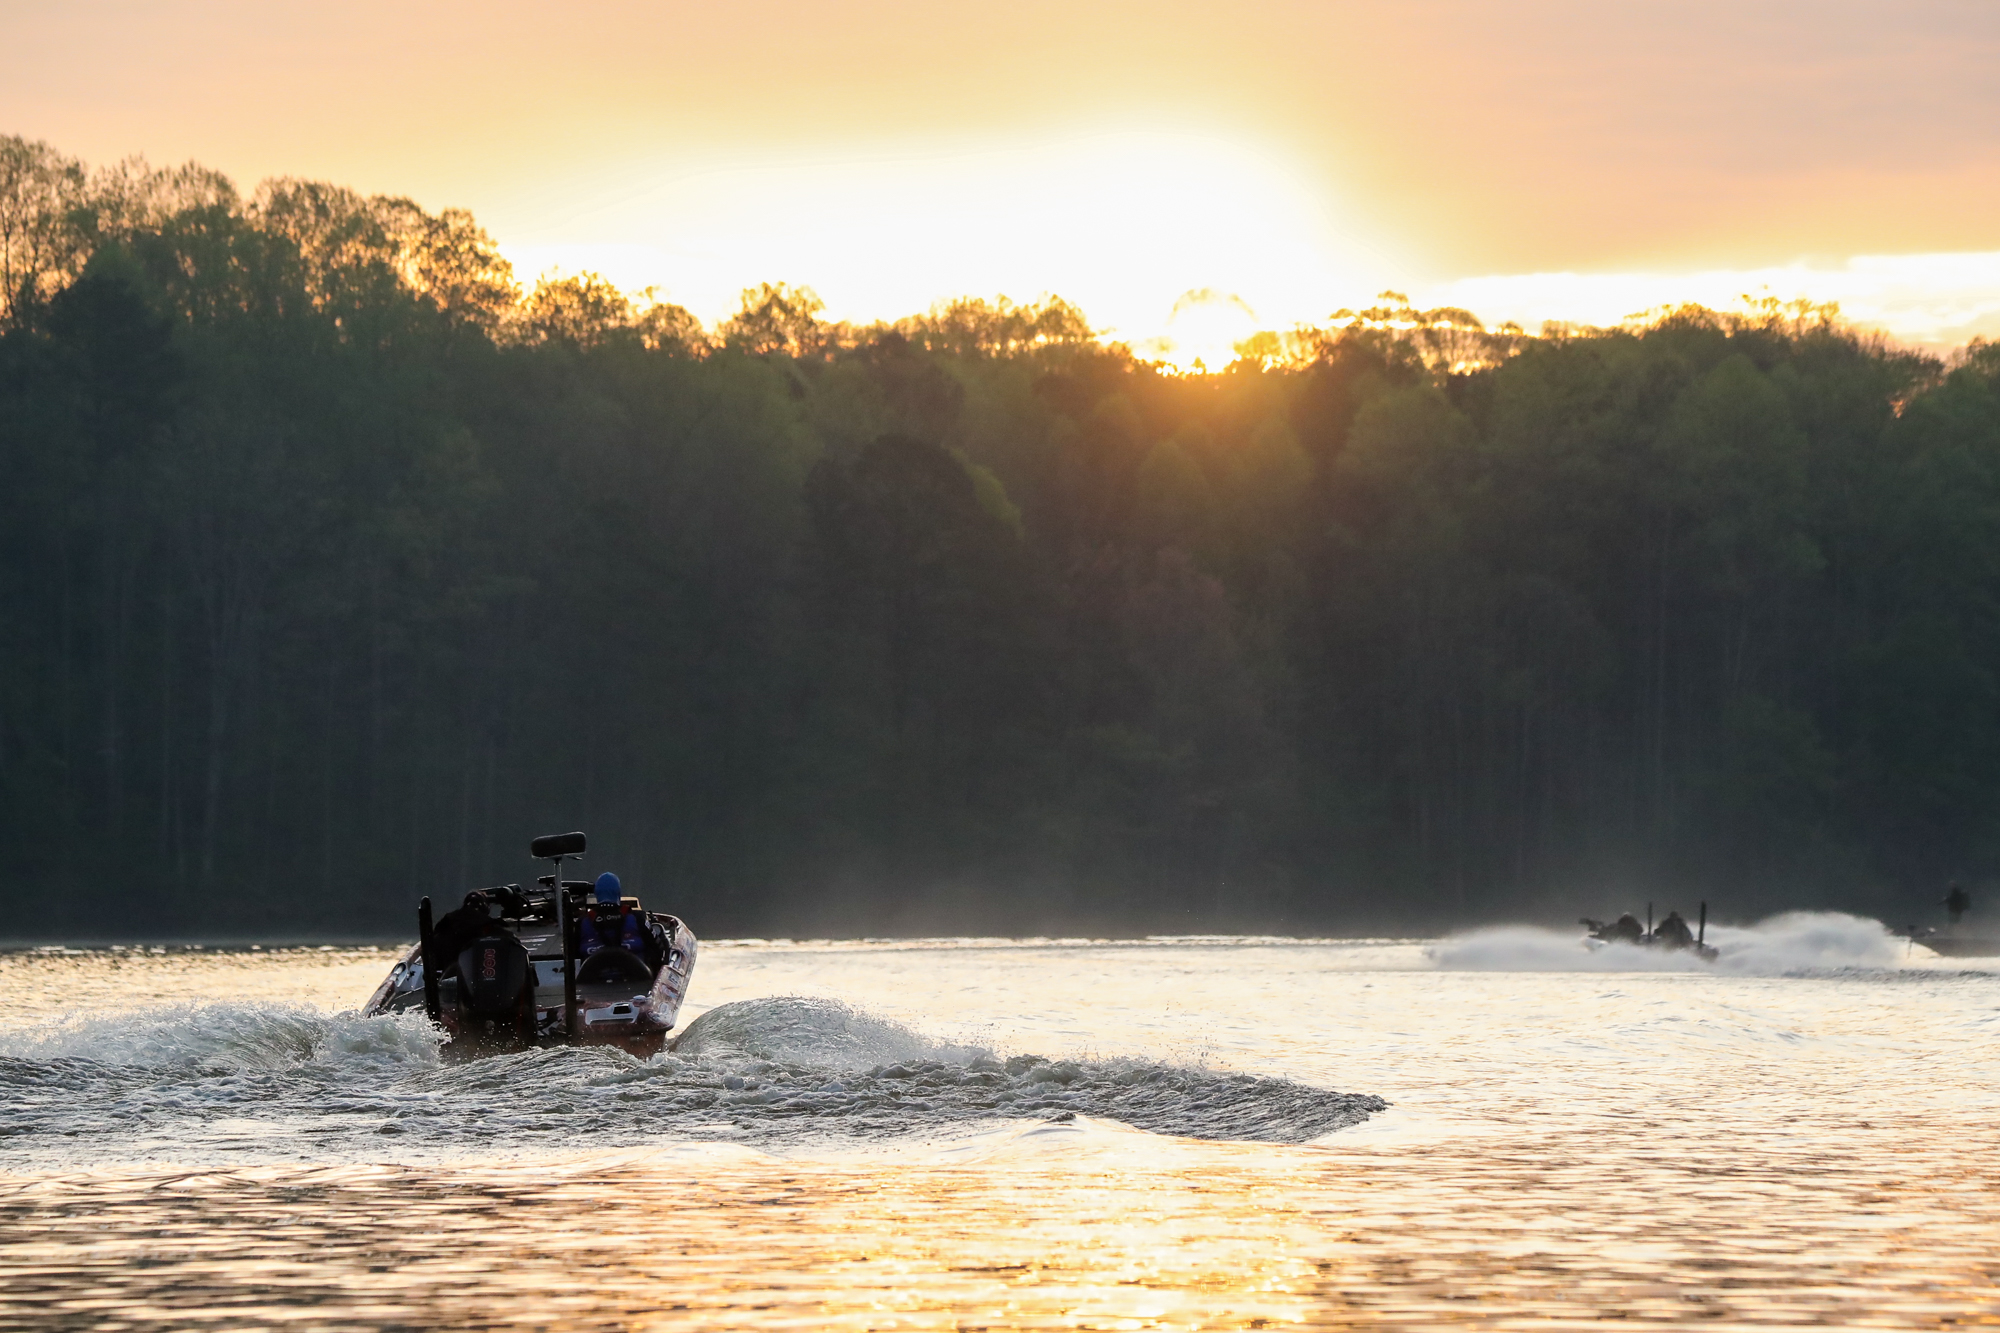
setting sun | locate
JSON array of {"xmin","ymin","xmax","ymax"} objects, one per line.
[{"xmin": 497, "ymin": 128, "xmax": 1397, "ymax": 368}]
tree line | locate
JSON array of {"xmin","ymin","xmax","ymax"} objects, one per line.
[{"xmin": 3, "ymin": 134, "xmax": 1994, "ymax": 938}]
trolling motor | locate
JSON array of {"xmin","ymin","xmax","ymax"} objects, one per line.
[
  {"xmin": 417, "ymin": 896, "xmax": 443, "ymax": 1024},
  {"xmin": 530, "ymin": 831, "xmax": 587, "ymax": 1038}
]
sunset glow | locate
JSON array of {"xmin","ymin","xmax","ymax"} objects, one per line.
[
  {"xmin": 10, "ymin": 2, "xmax": 1994, "ymax": 358},
  {"xmin": 497, "ymin": 133, "xmax": 2000, "ymax": 361},
  {"xmin": 497, "ymin": 129, "xmax": 1396, "ymax": 369},
  {"xmin": 1426, "ymin": 252, "xmax": 2000, "ymax": 352}
]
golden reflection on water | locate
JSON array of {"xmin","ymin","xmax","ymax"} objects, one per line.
[
  {"xmin": 4, "ymin": 937, "xmax": 1999, "ymax": 1328},
  {"xmin": 0, "ymin": 946, "xmax": 397, "ymax": 1018},
  {"xmin": 6, "ymin": 1128, "xmax": 2000, "ymax": 1329}
]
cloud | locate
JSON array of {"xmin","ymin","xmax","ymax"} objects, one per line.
[{"xmin": 1424, "ymin": 253, "xmax": 2000, "ymax": 351}]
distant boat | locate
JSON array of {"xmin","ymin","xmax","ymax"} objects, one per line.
[
  {"xmin": 1579, "ymin": 901, "xmax": 1719, "ymax": 963},
  {"xmin": 1908, "ymin": 929, "xmax": 2000, "ymax": 959},
  {"xmin": 1899, "ymin": 884, "xmax": 1999, "ymax": 957}
]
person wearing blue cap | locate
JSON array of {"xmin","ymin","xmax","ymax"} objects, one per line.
[{"xmin": 578, "ymin": 871, "xmax": 648, "ymax": 957}]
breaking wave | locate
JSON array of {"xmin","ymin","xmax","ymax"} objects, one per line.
[
  {"xmin": 0, "ymin": 1001, "xmax": 438, "ymax": 1070},
  {"xmin": 672, "ymin": 994, "xmax": 988, "ymax": 1067},
  {"xmin": 666, "ymin": 997, "xmax": 1381, "ymax": 1143},
  {"xmin": 0, "ymin": 996, "xmax": 1381, "ymax": 1170},
  {"xmin": 1429, "ymin": 910, "xmax": 1911, "ymax": 974}
]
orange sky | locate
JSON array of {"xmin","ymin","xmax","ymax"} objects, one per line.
[{"xmin": 7, "ymin": 0, "xmax": 2000, "ymax": 359}]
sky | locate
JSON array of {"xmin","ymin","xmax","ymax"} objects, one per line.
[{"xmin": 6, "ymin": 0, "xmax": 2000, "ymax": 365}]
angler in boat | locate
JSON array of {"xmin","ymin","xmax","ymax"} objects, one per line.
[
  {"xmin": 363, "ymin": 831, "xmax": 697, "ymax": 1054},
  {"xmin": 1580, "ymin": 901, "xmax": 1719, "ymax": 962},
  {"xmin": 1897, "ymin": 882, "xmax": 2000, "ymax": 958}
]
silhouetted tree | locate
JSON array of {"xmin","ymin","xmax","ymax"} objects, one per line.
[{"xmin": 2, "ymin": 134, "xmax": 1997, "ymax": 937}]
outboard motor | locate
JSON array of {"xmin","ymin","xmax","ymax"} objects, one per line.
[{"xmin": 456, "ymin": 932, "xmax": 532, "ymax": 1021}]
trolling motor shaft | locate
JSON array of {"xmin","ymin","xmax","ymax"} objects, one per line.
[{"xmin": 417, "ymin": 896, "xmax": 443, "ymax": 1023}]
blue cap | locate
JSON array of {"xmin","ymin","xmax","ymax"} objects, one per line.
[{"xmin": 594, "ymin": 872, "xmax": 622, "ymax": 904}]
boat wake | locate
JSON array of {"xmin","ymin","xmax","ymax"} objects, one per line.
[
  {"xmin": 0, "ymin": 996, "xmax": 1382, "ymax": 1170},
  {"xmin": 1429, "ymin": 910, "xmax": 1915, "ymax": 974}
]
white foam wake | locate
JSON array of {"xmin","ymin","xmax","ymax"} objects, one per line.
[
  {"xmin": 0, "ymin": 995, "xmax": 1383, "ymax": 1171},
  {"xmin": 0, "ymin": 1001, "xmax": 440, "ymax": 1070},
  {"xmin": 671, "ymin": 994, "xmax": 986, "ymax": 1068}
]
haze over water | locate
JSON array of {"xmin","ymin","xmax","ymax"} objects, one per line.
[{"xmin": 4, "ymin": 917, "xmax": 1997, "ymax": 1328}]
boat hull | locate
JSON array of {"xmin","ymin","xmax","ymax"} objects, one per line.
[
  {"xmin": 1921, "ymin": 935, "xmax": 2000, "ymax": 959},
  {"xmin": 365, "ymin": 911, "xmax": 698, "ymax": 1054}
]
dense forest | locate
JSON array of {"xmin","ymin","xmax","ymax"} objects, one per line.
[{"xmin": 3, "ymin": 135, "xmax": 1996, "ymax": 938}]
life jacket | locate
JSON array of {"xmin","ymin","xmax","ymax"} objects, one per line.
[{"xmin": 580, "ymin": 904, "xmax": 646, "ymax": 957}]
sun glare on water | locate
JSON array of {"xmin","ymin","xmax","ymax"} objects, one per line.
[{"xmin": 499, "ymin": 130, "xmax": 1398, "ymax": 370}]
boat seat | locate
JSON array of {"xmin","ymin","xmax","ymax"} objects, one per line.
[{"xmin": 575, "ymin": 945, "xmax": 654, "ymax": 988}]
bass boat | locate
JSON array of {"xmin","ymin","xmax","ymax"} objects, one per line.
[
  {"xmin": 363, "ymin": 831, "xmax": 697, "ymax": 1055},
  {"xmin": 1580, "ymin": 901, "xmax": 1719, "ymax": 963},
  {"xmin": 1898, "ymin": 922, "xmax": 2000, "ymax": 958},
  {"xmin": 1913, "ymin": 930, "xmax": 2000, "ymax": 958},
  {"xmin": 1898, "ymin": 884, "xmax": 2000, "ymax": 957}
]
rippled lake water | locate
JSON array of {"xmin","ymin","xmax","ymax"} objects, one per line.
[{"xmin": 3, "ymin": 913, "xmax": 1997, "ymax": 1329}]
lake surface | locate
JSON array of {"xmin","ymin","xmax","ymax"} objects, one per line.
[{"xmin": 2, "ymin": 913, "xmax": 1996, "ymax": 1329}]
